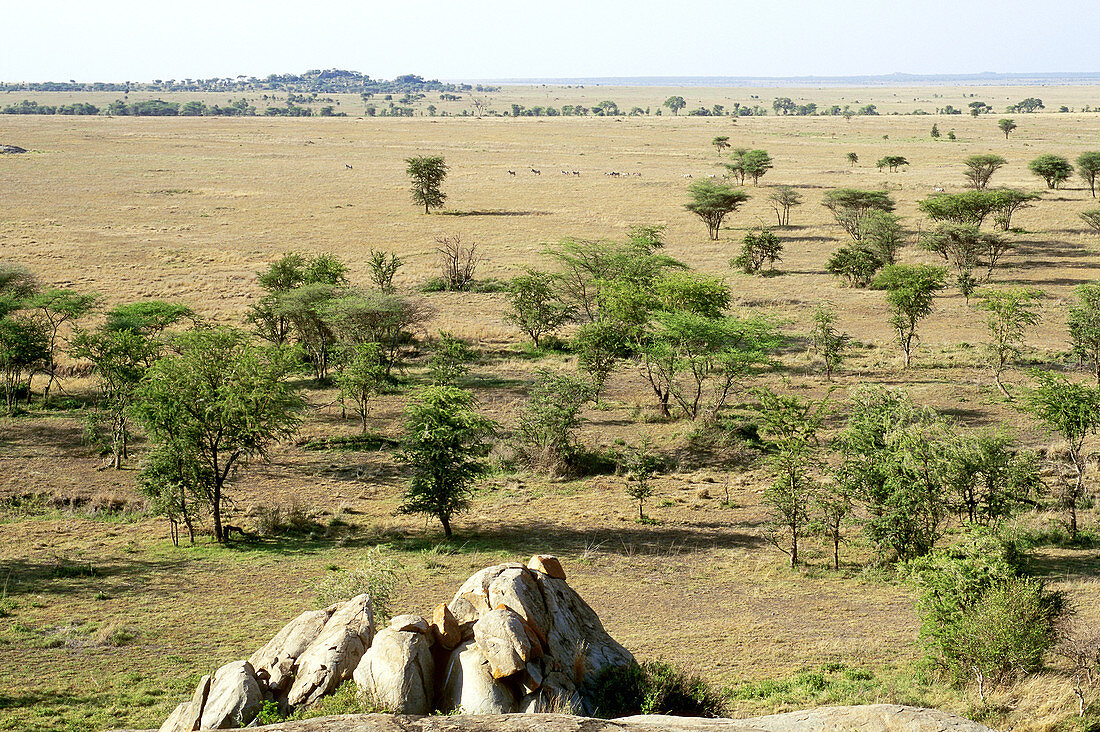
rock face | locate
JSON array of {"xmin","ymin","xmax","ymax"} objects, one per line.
[
  {"xmin": 0, "ymin": 145, "xmax": 27, "ymax": 154},
  {"xmin": 248, "ymin": 609, "xmax": 332, "ymax": 695},
  {"xmin": 199, "ymin": 661, "xmax": 262, "ymax": 730},
  {"xmin": 353, "ymin": 629, "xmax": 434, "ymax": 715},
  {"xmin": 288, "ymin": 594, "xmax": 375, "ymax": 707},
  {"xmin": 438, "ymin": 639, "xmax": 518, "ymax": 714}
]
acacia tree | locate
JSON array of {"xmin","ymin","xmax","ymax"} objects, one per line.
[
  {"xmin": 998, "ymin": 118, "xmax": 1017, "ymax": 139},
  {"xmin": 134, "ymin": 327, "xmax": 303, "ymax": 543},
  {"xmin": 1029, "ymin": 154, "xmax": 1073, "ymax": 189},
  {"xmin": 712, "ymin": 136, "xmax": 730, "ymax": 155},
  {"xmin": 821, "ymin": 189, "xmax": 895, "ymax": 240},
  {"xmin": 756, "ymin": 388, "xmax": 830, "ymax": 568},
  {"xmin": 1077, "ymin": 152, "xmax": 1100, "ymax": 198},
  {"xmin": 685, "ymin": 179, "xmax": 749, "ymax": 240},
  {"xmin": 27, "ymin": 289, "xmax": 98, "ymax": 405},
  {"xmin": 876, "ymin": 155, "xmax": 909, "ymax": 173},
  {"xmin": 988, "ymin": 189, "xmax": 1040, "ymax": 231},
  {"xmin": 1068, "ymin": 283, "xmax": 1100, "ymax": 384},
  {"xmin": 503, "ymin": 269, "xmax": 572, "ymax": 348},
  {"xmin": 919, "ymin": 224, "xmax": 1012, "ymax": 287},
  {"xmin": 336, "ymin": 341, "xmax": 387, "ymax": 433},
  {"xmin": 973, "ymin": 288, "xmax": 1044, "ymax": 397},
  {"xmin": 741, "ymin": 149, "xmax": 774, "ymax": 185},
  {"xmin": 663, "ymin": 96, "xmax": 686, "ymax": 115},
  {"xmin": 918, "ymin": 190, "xmax": 1000, "ymax": 227},
  {"xmin": 398, "ymin": 385, "xmax": 495, "ymax": 539},
  {"xmin": 963, "ymin": 154, "xmax": 1007, "ymax": 190},
  {"xmin": 873, "ymin": 265, "xmax": 947, "ymax": 368},
  {"xmin": 405, "ymin": 155, "xmax": 449, "ymax": 213},
  {"xmin": 1024, "ymin": 372, "xmax": 1100, "ymax": 541},
  {"xmin": 811, "ymin": 304, "xmax": 849, "ymax": 381},
  {"xmin": 767, "ymin": 186, "xmax": 803, "ymax": 226}
]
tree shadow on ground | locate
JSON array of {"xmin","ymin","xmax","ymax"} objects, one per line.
[{"xmin": 440, "ymin": 209, "xmax": 551, "ymax": 217}]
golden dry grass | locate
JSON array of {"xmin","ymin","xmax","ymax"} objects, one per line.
[{"xmin": 2, "ymin": 85, "xmax": 1100, "ymax": 731}]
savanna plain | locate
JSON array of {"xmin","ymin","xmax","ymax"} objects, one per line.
[{"xmin": 2, "ymin": 83, "xmax": 1100, "ymax": 731}]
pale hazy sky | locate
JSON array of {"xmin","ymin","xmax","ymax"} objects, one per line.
[{"xmin": 3, "ymin": 0, "xmax": 1097, "ymax": 82}]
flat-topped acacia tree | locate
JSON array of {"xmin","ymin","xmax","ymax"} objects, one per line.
[{"xmin": 684, "ymin": 179, "xmax": 749, "ymax": 240}]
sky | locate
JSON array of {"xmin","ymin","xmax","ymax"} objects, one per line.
[{"xmin": 2, "ymin": 0, "xmax": 1098, "ymax": 82}]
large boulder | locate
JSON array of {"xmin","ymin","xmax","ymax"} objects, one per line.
[
  {"xmin": 353, "ymin": 628, "xmax": 435, "ymax": 715},
  {"xmin": 287, "ymin": 594, "xmax": 375, "ymax": 708},
  {"xmin": 198, "ymin": 661, "xmax": 262, "ymax": 730},
  {"xmin": 0, "ymin": 145, "xmax": 27, "ymax": 154},
  {"xmin": 248, "ymin": 609, "xmax": 332, "ymax": 695},
  {"xmin": 447, "ymin": 563, "xmax": 524, "ymax": 624},
  {"xmin": 473, "ymin": 608, "xmax": 539, "ymax": 680},
  {"xmin": 158, "ymin": 674, "xmax": 209, "ymax": 732},
  {"xmin": 487, "ymin": 567, "xmax": 551, "ymax": 638},
  {"xmin": 438, "ymin": 639, "xmax": 518, "ymax": 714},
  {"xmin": 430, "ymin": 603, "xmax": 461, "ymax": 651}
]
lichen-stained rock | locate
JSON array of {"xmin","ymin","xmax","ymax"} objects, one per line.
[
  {"xmin": 473, "ymin": 608, "xmax": 536, "ymax": 680},
  {"xmin": 438, "ymin": 639, "xmax": 518, "ymax": 714},
  {"xmin": 287, "ymin": 594, "xmax": 375, "ymax": 708},
  {"xmin": 248, "ymin": 609, "xmax": 332, "ymax": 694},
  {"xmin": 447, "ymin": 563, "xmax": 524, "ymax": 624},
  {"xmin": 198, "ymin": 661, "xmax": 262, "ymax": 730},
  {"xmin": 530, "ymin": 574, "xmax": 635, "ymax": 715},
  {"xmin": 487, "ymin": 567, "xmax": 550, "ymax": 638},
  {"xmin": 352, "ymin": 629, "xmax": 434, "ymax": 715},
  {"xmin": 158, "ymin": 673, "xmax": 210, "ymax": 732},
  {"xmin": 430, "ymin": 603, "xmax": 461, "ymax": 651},
  {"xmin": 388, "ymin": 614, "xmax": 430, "ymax": 635},
  {"xmin": 526, "ymin": 555, "xmax": 566, "ymax": 580}
]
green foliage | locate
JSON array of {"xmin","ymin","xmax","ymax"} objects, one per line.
[
  {"xmin": 662, "ymin": 96, "xmax": 686, "ymax": 115},
  {"xmin": 397, "ymin": 385, "xmax": 495, "ymax": 538},
  {"xmin": 767, "ymin": 185, "xmax": 803, "ymax": 227},
  {"xmin": 918, "ymin": 190, "xmax": 1000, "ymax": 227},
  {"xmin": 336, "ymin": 341, "xmax": 387, "ymax": 433},
  {"xmin": 685, "ymin": 179, "xmax": 750, "ymax": 240},
  {"xmin": 732, "ymin": 228, "xmax": 783, "ymax": 274},
  {"xmin": 740, "ymin": 149, "xmax": 774, "ymax": 185},
  {"xmin": 573, "ymin": 319, "xmax": 629, "ymax": 401},
  {"xmin": 963, "ymin": 154, "xmax": 1007, "ymax": 190},
  {"xmin": 1081, "ymin": 209, "xmax": 1100, "ymax": 235},
  {"xmin": 756, "ymin": 388, "xmax": 830, "ymax": 567},
  {"xmin": 711, "ymin": 136, "xmax": 730, "ymax": 154},
  {"xmin": 591, "ymin": 660, "xmax": 727, "ymax": 718},
  {"xmin": 623, "ymin": 440, "xmax": 661, "ymax": 521},
  {"xmin": 906, "ymin": 531, "xmax": 1065, "ymax": 695},
  {"xmin": 328, "ymin": 290, "xmax": 429, "ymax": 378},
  {"xmin": 835, "ymin": 385, "xmax": 952, "ymax": 561},
  {"xmin": 1023, "ymin": 371, "xmax": 1100, "ymax": 540},
  {"xmin": 820, "ymin": 189, "xmax": 895, "ymax": 240},
  {"xmin": 26, "ymin": 288, "xmax": 99, "ymax": 404},
  {"xmin": 872, "ymin": 265, "xmax": 947, "ymax": 368},
  {"xmin": 1029, "ymin": 154, "xmax": 1074, "ymax": 189},
  {"xmin": 1076, "ymin": 152, "xmax": 1100, "ymax": 198},
  {"xmin": 512, "ymin": 370, "xmax": 591, "ymax": 476},
  {"xmin": 947, "ymin": 430, "xmax": 1039, "ymax": 527},
  {"xmin": 133, "ymin": 327, "xmax": 303, "ymax": 543},
  {"xmin": 367, "ymin": 250, "xmax": 403, "ymax": 292},
  {"xmin": 858, "ymin": 210, "xmax": 906, "ymax": 265},
  {"xmin": 826, "ymin": 246, "xmax": 883, "ymax": 288},
  {"xmin": 875, "ymin": 155, "xmax": 909, "ymax": 173},
  {"xmin": 249, "ymin": 252, "xmax": 348, "ymax": 349},
  {"xmin": 972, "ymin": 288, "xmax": 1043, "ymax": 395},
  {"xmin": 846, "ymin": 151, "xmax": 859, "ymax": 165},
  {"xmin": 998, "ymin": 118, "xmax": 1017, "ymax": 138},
  {"xmin": 0, "ymin": 315, "xmax": 47, "ymax": 413},
  {"xmin": 1068, "ymin": 282, "xmax": 1100, "ymax": 384},
  {"xmin": 987, "ymin": 188, "xmax": 1040, "ymax": 231},
  {"xmin": 503, "ymin": 270, "xmax": 572, "ymax": 348},
  {"xmin": 313, "ymin": 546, "xmax": 403, "ymax": 621},
  {"xmin": 651, "ymin": 272, "xmax": 732, "ymax": 318},
  {"xmin": 405, "ymin": 155, "xmax": 448, "ymax": 213},
  {"xmin": 919, "ymin": 223, "xmax": 1012, "ymax": 284},
  {"xmin": 931, "ymin": 124, "xmax": 941, "ymax": 138},
  {"xmin": 811, "ymin": 304, "xmax": 849, "ymax": 381},
  {"xmin": 427, "ymin": 331, "xmax": 476, "ymax": 386}
]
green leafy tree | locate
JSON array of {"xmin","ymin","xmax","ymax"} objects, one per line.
[
  {"xmin": 821, "ymin": 189, "xmax": 895, "ymax": 240},
  {"xmin": 503, "ymin": 270, "xmax": 572, "ymax": 348},
  {"xmin": 963, "ymin": 154, "xmax": 1007, "ymax": 190},
  {"xmin": 623, "ymin": 440, "xmax": 661, "ymax": 521},
  {"xmin": 685, "ymin": 179, "xmax": 750, "ymax": 240},
  {"xmin": 133, "ymin": 328, "xmax": 303, "ymax": 543},
  {"xmin": 573, "ymin": 319, "xmax": 629, "ymax": 402},
  {"xmin": 811, "ymin": 304, "xmax": 849, "ymax": 381},
  {"xmin": 1024, "ymin": 372, "xmax": 1100, "ymax": 540},
  {"xmin": 367, "ymin": 250, "xmax": 403, "ymax": 292},
  {"xmin": 405, "ymin": 155, "xmax": 448, "ymax": 213},
  {"xmin": 1082, "ymin": 209, "xmax": 1100, "ymax": 235},
  {"xmin": 740, "ymin": 149, "xmax": 773, "ymax": 185},
  {"xmin": 662, "ymin": 96, "xmax": 686, "ymax": 115},
  {"xmin": 336, "ymin": 341, "xmax": 387, "ymax": 433},
  {"xmin": 397, "ymin": 385, "xmax": 495, "ymax": 538},
  {"xmin": 328, "ymin": 291, "xmax": 429, "ymax": 379},
  {"xmin": 875, "ymin": 155, "xmax": 909, "ymax": 173},
  {"xmin": 988, "ymin": 188, "xmax": 1040, "ymax": 231},
  {"xmin": 27, "ymin": 289, "xmax": 98, "ymax": 405},
  {"xmin": 1010, "ymin": 97, "xmax": 1044, "ymax": 113},
  {"xmin": 756, "ymin": 388, "xmax": 830, "ymax": 568},
  {"xmin": 826, "ymin": 246, "xmax": 883, "ymax": 288},
  {"xmin": 1069, "ymin": 283, "xmax": 1100, "ymax": 384},
  {"xmin": 972, "ymin": 288, "xmax": 1043, "ymax": 397},
  {"xmin": 947, "ymin": 431, "xmax": 1039, "ymax": 527},
  {"xmin": 712, "ymin": 136, "xmax": 730, "ymax": 155},
  {"xmin": 846, "ymin": 152, "xmax": 859, "ymax": 166},
  {"xmin": 919, "ymin": 223, "xmax": 1012, "ymax": 285},
  {"xmin": 723, "ymin": 148, "xmax": 749, "ymax": 185},
  {"xmin": 931, "ymin": 124, "xmax": 941, "ymax": 139},
  {"xmin": 998, "ymin": 118, "xmax": 1017, "ymax": 139},
  {"xmin": 873, "ymin": 265, "xmax": 947, "ymax": 368},
  {"xmin": 1029, "ymin": 154, "xmax": 1073, "ymax": 189},
  {"xmin": 732, "ymin": 228, "xmax": 782, "ymax": 274},
  {"xmin": 835, "ymin": 385, "xmax": 952, "ymax": 560},
  {"xmin": 511, "ymin": 370, "xmax": 590, "ymax": 475},
  {"xmin": 1076, "ymin": 152, "xmax": 1100, "ymax": 198},
  {"xmin": 859, "ymin": 210, "xmax": 906, "ymax": 265},
  {"xmin": 0, "ymin": 316, "xmax": 47, "ymax": 412},
  {"xmin": 767, "ymin": 186, "xmax": 803, "ymax": 227},
  {"xmin": 918, "ymin": 190, "xmax": 1000, "ymax": 227},
  {"xmin": 427, "ymin": 331, "xmax": 476, "ymax": 386}
]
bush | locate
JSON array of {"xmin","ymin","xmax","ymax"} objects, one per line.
[
  {"xmin": 732, "ymin": 229, "xmax": 783, "ymax": 274},
  {"xmin": 511, "ymin": 370, "xmax": 592, "ymax": 476},
  {"xmin": 826, "ymin": 246, "xmax": 883, "ymax": 287},
  {"xmin": 590, "ymin": 660, "xmax": 727, "ymax": 718},
  {"xmin": 313, "ymin": 546, "xmax": 403, "ymax": 622}
]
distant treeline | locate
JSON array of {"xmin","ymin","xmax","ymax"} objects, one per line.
[
  {"xmin": 0, "ymin": 70, "xmax": 499, "ymax": 95},
  {"xmin": 1, "ymin": 98, "xmax": 352, "ymax": 117}
]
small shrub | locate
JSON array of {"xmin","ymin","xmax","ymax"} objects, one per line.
[
  {"xmin": 826, "ymin": 246, "xmax": 883, "ymax": 287},
  {"xmin": 436, "ymin": 235, "xmax": 482, "ymax": 291},
  {"xmin": 313, "ymin": 546, "xmax": 403, "ymax": 622},
  {"xmin": 367, "ymin": 250, "xmax": 403, "ymax": 292},
  {"xmin": 732, "ymin": 228, "xmax": 783, "ymax": 274},
  {"xmin": 591, "ymin": 660, "xmax": 727, "ymax": 718}
]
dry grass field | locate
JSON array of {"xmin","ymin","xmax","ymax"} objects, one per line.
[{"xmin": 2, "ymin": 84, "xmax": 1100, "ymax": 731}]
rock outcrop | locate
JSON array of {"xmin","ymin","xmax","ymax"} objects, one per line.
[
  {"xmin": 353, "ymin": 628, "xmax": 435, "ymax": 715},
  {"xmin": 0, "ymin": 145, "xmax": 27, "ymax": 154}
]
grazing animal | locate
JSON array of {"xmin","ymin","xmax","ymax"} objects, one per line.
[
  {"xmin": 932, "ymin": 186, "xmax": 945, "ymax": 192},
  {"xmin": 508, "ymin": 170, "xmax": 516, "ymax": 176},
  {"xmin": 530, "ymin": 168, "xmax": 541, "ymax": 175},
  {"xmin": 345, "ymin": 164, "xmax": 353, "ymax": 170},
  {"xmin": 572, "ymin": 170, "xmax": 580, "ymax": 176},
  {"xmin": 681, "ymin": 174, "xmax": 693, "ymax": 178},
  {"xmin": 561, "ymin": 170, "xmax": 569, "ymax": 175}
]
